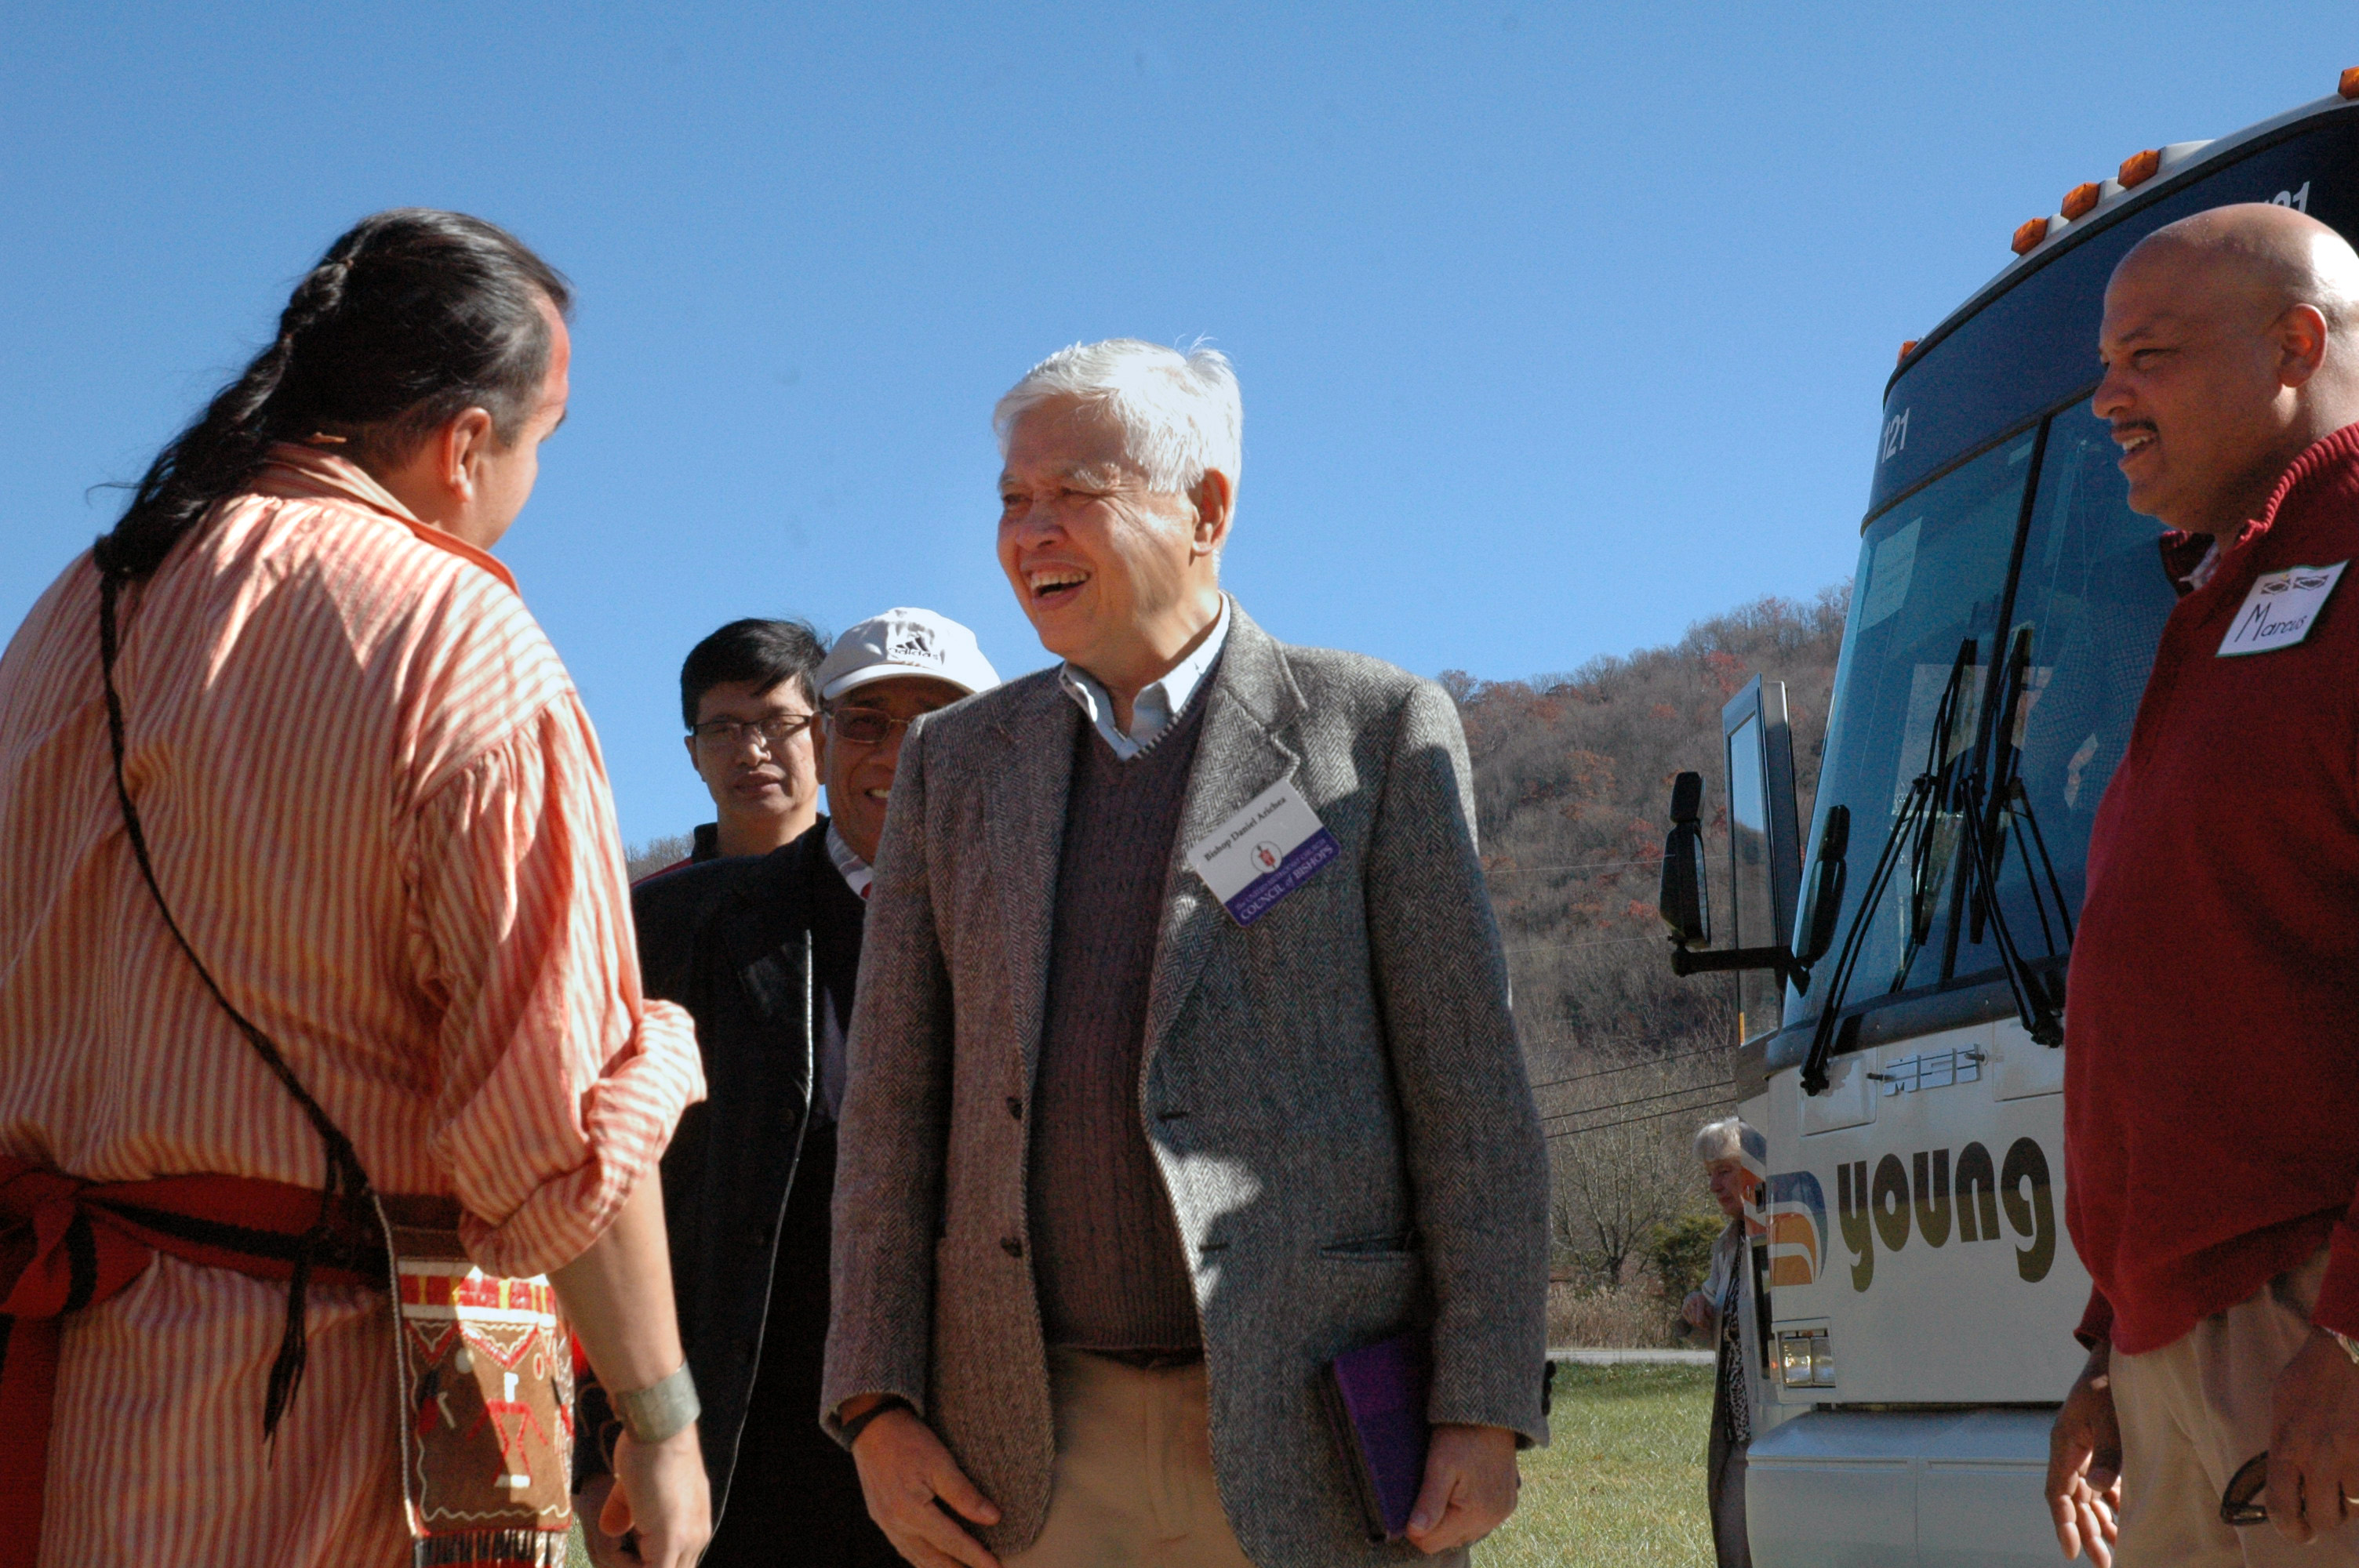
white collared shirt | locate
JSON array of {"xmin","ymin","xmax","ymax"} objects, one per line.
[
  {"xmin": 1057, "ymin": 597, "xmax": 1231, "ymax": 761},
  {"xmin": 826, "ymin": 822, "xmax": 872, "ymax": 899},
  {"xmin": 2183, "ymin": 539, "xmax": 2223, "ymax": 592}
]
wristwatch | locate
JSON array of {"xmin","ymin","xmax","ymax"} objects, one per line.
[{"xmin": 612, "ymin": 1361, "xmax": 701, "ymax": 1446}]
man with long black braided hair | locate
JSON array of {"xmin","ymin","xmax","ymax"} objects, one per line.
[{"xmin": 0, "ymin": 211, "xmax": 711, "ymax": 1566}]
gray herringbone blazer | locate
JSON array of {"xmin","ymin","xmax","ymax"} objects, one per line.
[{"xmin": 823, "ymin": 604, "xmax": 1549, "ymax": 1567}]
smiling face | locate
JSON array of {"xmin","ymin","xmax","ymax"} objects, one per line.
[
  {"xmin": 2092, "ymin": 249, "xmax": 2312, "ymax": 536},
  {"xmin": 996, "ymin": 395, "xmax": 1228, "ymax": 699},
  {"xmin": 686, "ymin": 678, "xmax": 820, "ymax": 857},
  {"xmin": 2086, "ymin": 207, "xmax": 2359, "ymax": 540},
  {"xmin": 819, "ymin": 674, "xmax": 968, "ymax": 865}
]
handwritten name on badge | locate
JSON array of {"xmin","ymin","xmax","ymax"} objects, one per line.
[
  {"xmin": 2219, "ymin": 561, "xmax": 2349, "ymax": 656},
  {"xmin": 1186, "ymin": 779, "xmax": 1339, "ymax": 927}
]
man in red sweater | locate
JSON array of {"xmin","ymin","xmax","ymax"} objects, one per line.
[{"xmin": 2045, "ymin": 203, "xmax": 2359, "ymax": 1566}]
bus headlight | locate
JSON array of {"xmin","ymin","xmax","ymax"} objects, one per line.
[{"xmin": 1777, "ymin": 1327, "xmax": 1834, "ymax": 1388}]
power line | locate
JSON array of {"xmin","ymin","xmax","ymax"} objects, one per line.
[
  {"xmin": 1525, "ymin": 1043, "xmax": 1732, "ymax": 1094},
  {"xmin": 1544, "ymin": 1093, "xmax": 1742, "ymax": 1141},
  {"xmin": 1529, "ymin": 1046, "xmax": 1729, "ymax": 1091},
  {"xmin": 1540, "ymin": 1079, "xmax": 1735, "ymax": 1125},
  {"xmin": 1499, "ymin": 934, "xmax": 1660, "ymax": 956}
]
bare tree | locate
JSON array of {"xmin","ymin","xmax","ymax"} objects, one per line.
[
  {"xmin": 625, "ymin": 833, "xmax": 692, "ymax": 883},
  {"xmin": 1543, "ymin": 1052, "xmax": 1728, "ymax": 1285}
]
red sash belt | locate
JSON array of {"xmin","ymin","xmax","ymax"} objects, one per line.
[{"xmin": 0, "ymin": 1156, "xmax": 386, "ymax": 1568}]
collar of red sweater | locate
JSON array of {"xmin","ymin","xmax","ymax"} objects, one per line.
[{"xmin": 2158, "ymin": 419, "xmax": 2359, "ymax": 603}]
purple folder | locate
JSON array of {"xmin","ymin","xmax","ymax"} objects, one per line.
[{"xmin": 1322, "ymin": 1331, "xmax": 1433, "ymax": 1541}]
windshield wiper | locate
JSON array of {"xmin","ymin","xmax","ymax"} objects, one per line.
[
  {"xmin": 1959, "ymin": 625, "xmax": 2068, "ymax": 1045},
  {"xmin": 1801, "ymin": 630, "xmax": 2072, "ymax": 1094},
  {"xmin": 1801, "ymin": 638, "xmax": 1977, "ymax": 1094},
  {"xmin": 1895, "ymin": 638, "xmax": 1985, "ymax": 991}
]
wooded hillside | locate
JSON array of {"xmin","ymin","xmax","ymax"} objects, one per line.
[{"xmin": 1451, "ymin": 586, "xmax": 1848, "ymax": 1283}]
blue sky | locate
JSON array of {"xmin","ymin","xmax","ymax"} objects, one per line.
[{"xmin": 6, "ymin": 3, "xmax": 2354, "ymax": 844}]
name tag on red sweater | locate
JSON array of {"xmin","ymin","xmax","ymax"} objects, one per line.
[
  {"xmin": 2219, "ymin": 561, "xmax": 2348, "ymax": 656},
  {"xmin": 1187, "ymin": 779, "xmax": 1339, "ymax": 926}
]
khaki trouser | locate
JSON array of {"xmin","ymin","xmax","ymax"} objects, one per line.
[
  {"xmin": 1005, "ymin": 1347, "xmax": 1474, "ymax": 1567},
  {"xmin": 2114, "ymin": 1249, "xmax": 2359, "ymax": 1566},
  {"xmin": 1005, "ymin": 1349, "xmax": 1259, "ymax": 1568}
]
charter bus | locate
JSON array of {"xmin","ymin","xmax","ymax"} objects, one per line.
[{"xmin": 1655, "ymin": 68, "xmax": 2359, "ymax": 1567}]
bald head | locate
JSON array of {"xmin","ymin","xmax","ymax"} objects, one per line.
[
  {"xmin": 2120, "ymin": 204, "xmax": 2359, "ymax": 334},
  {"xmin": 2096, "ymin": 204, "xmax": 2359, "ymax": 536}
]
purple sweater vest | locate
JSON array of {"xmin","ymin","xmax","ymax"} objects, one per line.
[{"xmin": 1026, "ymin": 698, "xmax": 1209, "ymax": 1352}]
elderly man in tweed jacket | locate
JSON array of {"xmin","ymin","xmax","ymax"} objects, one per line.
[{"xmin": 823, "ymin": 339, "xmax": 1550, "ymax": 1568}]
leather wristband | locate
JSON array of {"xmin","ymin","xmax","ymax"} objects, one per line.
[
  {"xmin": 613, "ymin": 1361, "xmax": 700, "ymax": 1446},
  {"xmin": 840, "ymin": 1396, "xmax": 911, "ymax": 1449}
]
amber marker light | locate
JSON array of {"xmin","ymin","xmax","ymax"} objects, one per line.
[
  {"xmin": 2012, "ymin": 216, "xmax": 2050, "ymax": 256},
  {"xmin": 2118, "ymin": 148, "xmax": 2162, "ymax": 188},
  {"xmin": 2340, "ymin": 65, "xmax": 2359, "ymax": 100},
  {"xmin": 1897, "ymin": 339, "xmax": 1918, "ymax": 365},
  {"xmin": 2061, "ymin": 182, "xmax": 2102, "ymax": 220}
]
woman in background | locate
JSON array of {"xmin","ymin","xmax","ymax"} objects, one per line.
[{"xmin": 1682, "ymin": 1116, "xmax": 1758, "ymax": 1568}]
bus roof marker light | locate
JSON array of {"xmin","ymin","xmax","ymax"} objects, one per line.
[
  {"xmin": 1898, "ymin": 339, "xmax": 1919, "ymax": 366},
  {"xmin": 2012, "ymin": 216, "xmax": 2050, "ymax": 256},
  {"xmin": 2119, "ymin": 148, "xmax": 2162, "ymax": 187},
  {"xmin": 2339, "ymin": 65, "xmax": 2359, "ymax": 100},
  {"xmin": 2061, "ymin": 182, "xmax": 2103, "ymax": 221}
]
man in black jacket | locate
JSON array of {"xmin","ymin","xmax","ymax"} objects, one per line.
[
  {"xmin": 646, "ymin": 618, "xmax": 831, "ymax": 878},
  {"xmin": 582, "ymin": 608, "xmax": 998, "ymax": 1566}
]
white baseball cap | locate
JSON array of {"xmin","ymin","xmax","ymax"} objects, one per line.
[{"xmin": 816, "ymin": 608, "xmax": 1000, "ymax": 702}]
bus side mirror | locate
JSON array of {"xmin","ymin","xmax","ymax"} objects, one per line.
[
  {"xmin": 1793, "ymin": 806, "xmax": 1851, "ymax": 969},
  {"xmin": 1659, "ymin": 771, "xmax": 1710, "ymax": 945},
  {"xmin": 1661, "ymin": 686, "xmax": 1806, "ymax": 990}
]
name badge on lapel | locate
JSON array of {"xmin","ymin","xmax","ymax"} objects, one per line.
[
  {"xmin": 2219, "ymin": 561, "xmax": 2348, "ymax": 656},
  {"xmin": 1187, "ymin": 779, "xmax": 1339, "ymax": 927}
]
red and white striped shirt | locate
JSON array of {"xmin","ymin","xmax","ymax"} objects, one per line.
[{"xmin": 0, "ymin": 446, "xmax": 703, "ymax": 1566}]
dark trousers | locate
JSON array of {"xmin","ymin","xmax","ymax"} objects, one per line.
[
  {"xmin": 701, "ymin": 1126, "xmax": 899, "ymax": 1568},
  {"xmin": 1707, "ymin": 1410, "xmax": 1752, "ymax": 1568}
]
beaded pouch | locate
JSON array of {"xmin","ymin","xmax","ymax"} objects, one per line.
[{"xmin": 383, "ymin": 1206, "xmax": 576, "ymax": 1566}]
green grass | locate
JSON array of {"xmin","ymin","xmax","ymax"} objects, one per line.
[{"xmin": 1485, "ymin": 1363, "xmax": 1716, "ymax": 1568}]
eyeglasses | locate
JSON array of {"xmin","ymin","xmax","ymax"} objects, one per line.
[
  {"xmin": 827, "ymin": 706, "xmax": 923, "ymax": 746},
  {"xmin": 2223, "ymin": 1452, "xmax": 2267, "ymax": 1525},
  {"xmin": 690, "ymin": 713, "xmax": 816, "ymax": 755}
]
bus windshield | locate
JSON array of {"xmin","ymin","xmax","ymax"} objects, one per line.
[
  {"xmin": 1951, "ymin": 416, "xmax": 2178, "ymax": 978},
  {"xmin": 1788, "ymin": 436, "xmax": 2030, "ymax": 1013},
  {"xmin": 1786, "ymin": 414, "xmax": 2177, "ymax": 1031}
]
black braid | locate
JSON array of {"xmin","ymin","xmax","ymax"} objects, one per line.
[
  {"xmin": 94, "ymin": 209, "xmax": 570, "ymax": 584},
  {"xmin": 93, "ymin": 250, "xmax": 357, "ymax": 582}
]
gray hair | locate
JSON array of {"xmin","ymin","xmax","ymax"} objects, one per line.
[
  {"xmin": 1694, "ymin": 1116, "xmax": 1754, "ymax": 1163},
  {"xmin": 992, "ymin": 338, "xmax": 1243, "ymax": 500}
]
